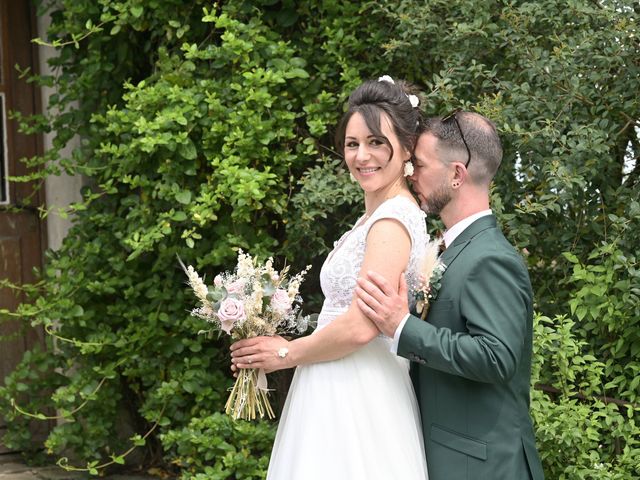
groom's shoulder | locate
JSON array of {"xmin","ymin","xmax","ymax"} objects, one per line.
[{"xmin": 470, "ymin": 227, "xmax": 529, "ymax": 269}]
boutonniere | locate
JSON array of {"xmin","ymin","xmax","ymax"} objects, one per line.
[{"xmin": 415, "ymin": 237, "xmax": 447, "ymax": 320}]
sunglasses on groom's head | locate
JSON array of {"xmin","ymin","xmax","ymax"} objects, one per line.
[{"xmin": 442, "ymin": 109, "xmax": 471, "ymax": 168}]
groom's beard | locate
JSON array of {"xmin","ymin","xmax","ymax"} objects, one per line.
[{"xmin": 420, "ymin": 181, "xmax": 453, "ymax": 215}]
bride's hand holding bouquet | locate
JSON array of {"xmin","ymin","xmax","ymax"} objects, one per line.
[{"xmin": 230, "ymin": 334, "xmax": 292, "ymax": 373}]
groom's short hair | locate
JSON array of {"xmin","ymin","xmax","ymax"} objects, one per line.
[{"xmin": 421, "ymin": 112, "xmax": 503, "ymax": 185}]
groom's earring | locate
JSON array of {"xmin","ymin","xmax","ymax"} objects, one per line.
[{"xmin": 452, "ymin": 181, "xmax": 460, "ymax": 188}]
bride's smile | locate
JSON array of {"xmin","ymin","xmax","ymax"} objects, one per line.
[{"xmin": 357, "ymin": 166, "xmax": 380, "ymax": 175}]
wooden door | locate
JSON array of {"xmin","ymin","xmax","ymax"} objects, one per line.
[{"xmin": 0, "ymin": 0, "xmax": 47, "ymax": 453}]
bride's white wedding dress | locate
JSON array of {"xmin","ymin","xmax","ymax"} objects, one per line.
[{"xmin": 267, "ymin": 196, "xmax": 430, "ymax": 480}]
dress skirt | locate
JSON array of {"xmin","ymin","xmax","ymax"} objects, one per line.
[{"xmin": 266, "ymin": 335, "xmax": 429, "ymax": 480}]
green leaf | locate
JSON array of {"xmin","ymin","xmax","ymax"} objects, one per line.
[
  {"xmin": 172, "ymin": 211, "xmax": 187, "ymax": 221},
  {"xmin": 130, "ymin": 6, "xmax": 143, "ymax": 18},
  {"xmin": 131, "ymin": 434, "xmax": 146, "ymax": 447},
  {"xmin": 286, "ymin": 68, "xmax": 309, "ymax": 79},
  {"xmin": 562, "ymin": 252, "xmax": 579, "ymax": 264},
  {"xmin": 178, "ymin": 139, "xmax": 197, "ymax": 160},
  {"xmin": 175, "ymin": 191, "xmax": 192, "ymax": 205}
]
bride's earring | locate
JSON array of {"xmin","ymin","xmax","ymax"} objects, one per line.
[{"xmin": 403, "ymin": 161, "xmax": 414, "ymax": 177}]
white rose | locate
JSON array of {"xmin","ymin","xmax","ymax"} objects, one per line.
[
  {"xmin": 270, "ymin": 288, "xmax": 292, "ymax": 316},
  {"xmin": 217, "ymin": 298, "xmax": 246, "ymax": 334},
  {"xmin": 226, "ymin": 279, "xmax": 246, "ymax": 295}
]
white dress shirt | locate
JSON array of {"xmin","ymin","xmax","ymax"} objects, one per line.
[{"xmin": 390, "ymin": 210, "xmax": 493, "ymax": 353}]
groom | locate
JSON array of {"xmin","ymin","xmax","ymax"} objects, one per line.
[{"xmin": 355, "ymin": 112, "xmax": 544, "ymax": 479}]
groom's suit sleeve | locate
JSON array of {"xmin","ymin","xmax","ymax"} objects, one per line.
[{"xmin": 398, "ymin": 250, "xmax": 531, "ymax": 384}]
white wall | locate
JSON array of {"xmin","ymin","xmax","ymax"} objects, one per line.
[{"xmin": 36, "ymin": 12, "xmax": 85, "ymax": 251}]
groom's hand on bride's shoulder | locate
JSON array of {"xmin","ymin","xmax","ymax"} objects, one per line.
[{"xmin": 355, "ymin": 271, "xmax": 409, "ymax": 338}]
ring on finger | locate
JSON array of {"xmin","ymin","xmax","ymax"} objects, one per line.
[{"xmin": 248, "ymin": 359, "xmax": 253, "ymax": 364}]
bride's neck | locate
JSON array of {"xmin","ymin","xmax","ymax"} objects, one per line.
[{"xmin": 364, "ymin": 179, "xmax": 410, "ymax": 217}]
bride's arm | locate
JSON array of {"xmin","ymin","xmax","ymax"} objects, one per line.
[{"xmin": 230, "ymin": 218, "xmax": 411, "ymax": 372}]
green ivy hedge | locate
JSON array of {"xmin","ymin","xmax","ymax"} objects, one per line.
[{"xmin": 0, "ymin": 1, "xmax": 638, "ymax": 479}]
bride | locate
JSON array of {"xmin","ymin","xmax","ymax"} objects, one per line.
[{"xmin": 231, "ymin": 77, "xmax": 429, "ymax": 480}]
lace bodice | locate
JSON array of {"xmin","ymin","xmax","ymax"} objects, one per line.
[{"xmin": 317, "ymin": 196, "xmax": 428, "ymax": 329}]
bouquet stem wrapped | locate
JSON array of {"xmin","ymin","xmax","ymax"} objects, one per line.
[
  {"xmin": 180, "ymin": 251, "xmax": 310, "ymax": 420},
  {"xmin": 225, "ymin": 368, "xmax": 274, "ymax": 420}
]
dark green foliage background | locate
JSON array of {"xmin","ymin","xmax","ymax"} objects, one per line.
[{"xmin": 0, "ymin": 1, "xmax": 638, "ymax": 478}]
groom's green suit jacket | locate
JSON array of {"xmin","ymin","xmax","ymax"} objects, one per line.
[{"xmin": 398, "ymin": 215, "xmax": 544, "ymax": 480}]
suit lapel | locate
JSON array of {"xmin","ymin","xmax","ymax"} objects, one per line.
[{"xmin": 440, "ymin": 215, "xmax": 497, "ymax": 271}]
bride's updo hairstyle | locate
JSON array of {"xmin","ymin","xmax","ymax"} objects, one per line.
[{"xmin": 335, "ymin": 78, "xmax": 422, "ymax": 162}]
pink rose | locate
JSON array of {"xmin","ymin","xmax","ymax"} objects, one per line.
[
  {"xmin": 217, "ymin": 298, "xmax": 245, "ymax": 334},
  {"xmin": 226, "ymin": 279, "xmax": 246, "ymax": 295},
  {"xmin": 270, "ymin": 289, "xmax": 292, "ymax": 316},
  {"xmin": 214, "ymin": 275, "xmax": 223, "ymax": 287}
]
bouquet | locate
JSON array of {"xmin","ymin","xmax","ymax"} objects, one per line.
[
  {"xmin": 179, "ymin": 250, "xmax": 311, "ymax": 420},
  {"xmin": 415, "ymin": 238, "xmax": 447, "ymax": 320}
]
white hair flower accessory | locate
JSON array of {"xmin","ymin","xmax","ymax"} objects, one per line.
[
  {"xmin": 378, "ymin": 75, "xmax": 395, "ymax": 84},
  {"xmin": 377, "ymin": 75, "xmax": 419, "ymax": 108},
  {"xmin": 403, "ymin": 161, "xmax": 414, "ymax": 177}
]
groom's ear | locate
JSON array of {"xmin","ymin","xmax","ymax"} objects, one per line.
[{"xmin": 451, "ymin": 163, "xmax": 468, "ymax": 188}]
